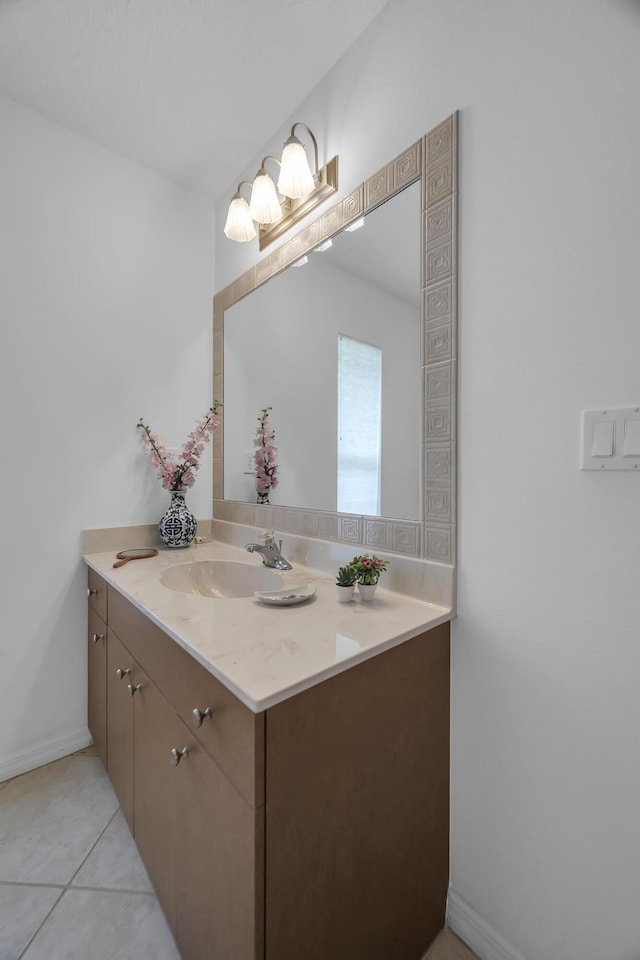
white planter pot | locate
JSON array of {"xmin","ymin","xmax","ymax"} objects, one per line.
[
  {"xmin": 357, "ymin": 583, "xmax": 378, "ymax": 601},
  {"xmin": 336, "ymin": 585, "xmax": 355, "ymax": 603}
]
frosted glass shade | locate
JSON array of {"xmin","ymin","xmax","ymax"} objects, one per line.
[
  {"xmin": 223, "ymin": 197, "xmax": 256, "ymax": 242},
  {"xmin": 277, "ymin": 139, "xmax": 315, "ymax": 199},
  {"xmin": 249, "ymin": 174, "xmax": 282, "ymax": 224}
]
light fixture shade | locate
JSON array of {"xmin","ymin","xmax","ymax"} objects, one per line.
[
  {"xmin": 249, "ymin": 173, "xmax": 282, "ymax": 224},
  {"xmin": 223, "ymin": 196, "xmax": 257, "ymax": 242},
  {"xmin": 277, "ymin": 138, "xmax": 315, "ymax": 199}
]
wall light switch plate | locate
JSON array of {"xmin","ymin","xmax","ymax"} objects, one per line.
[
  {"xmin": 581, "ymin": 407, "xmax": 640, "ymax": 470},
  {"xmin": 243, "ymin": 451, "xmax": 254, "ymax": 475}
]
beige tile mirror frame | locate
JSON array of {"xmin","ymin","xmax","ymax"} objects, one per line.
[{"xmin": 212, "ymin": 112, "xmax": 458, "ymax": 567}]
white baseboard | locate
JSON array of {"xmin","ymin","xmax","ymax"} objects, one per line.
[
  {"xmin": 447, "ymin": 889, "xmax": 528, "ymax": 960},
  {"xmin": 0, "ymin": 727, "xmax": 92, "ymax": 783}
]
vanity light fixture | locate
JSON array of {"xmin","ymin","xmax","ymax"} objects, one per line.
[
  {"xmin": 345, "ymin": 217, "xmax": 365, "ymax": 233},
  {"xmin": 249, "ymin": 157, "xmax": 282, "ymax": 224},
  {"xmin": 277, "ymin": 122, "xmax": 317, "ymax": 199},
  {"xmin": 314, "ymin": 239, "xmax": 333, "ymax": 253},
  {"xmin": 224, "ymin": 121, "xmax": 338, "ymax": 251},
  {"xmin": 292, "ymin": 255, "xmax": 309, "ymax": 267},
  {"xmin": 223, "ymin": 181, "xmax": 257, "ymax": 242}
]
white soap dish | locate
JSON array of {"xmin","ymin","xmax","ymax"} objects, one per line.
[{"xmin": 254, "ymin": 583, "xmax": 316, "ymax": 606}]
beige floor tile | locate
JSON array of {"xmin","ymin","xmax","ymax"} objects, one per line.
[
  {"xmin": 424, "ymin": 930, "xmax": 479, "ymax": 960},
  {"xmin": 71, "ymin": 810, "xmax": 152, "ymax": 893},
  {"xmin": 0, "ymin": 756, "xmax": 118, "ymax": 885},
  {"xmin": 72, "ymin": 743, "xmax": 99, "ymax": 757},
  {"xmin": 21, "ymin": 888, "xmax": 180, "ymax": 960},
  {"xmin": 0, "ymin": 883, "xmax": 62, "ymax": 959}
]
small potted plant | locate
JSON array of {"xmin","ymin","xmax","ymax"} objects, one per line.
[
  {"xmin": 350, "ymin": 554, "xmax": 389, "ymax": 601},
  {"xmin": 335, "ymin": 565, "xmax": 357, "ymax": 602}
]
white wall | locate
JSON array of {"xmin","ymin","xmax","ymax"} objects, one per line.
[
  {"xmin": 214, "ymin": 2, "xmax": 640, "ymax": 958},
  {"xmin": 0, "ymin": 94, "xmax": 214, "ymax": 779},
  {"xmin": 224, "ymin": 255, "xmax": 419, "ymax": 517}
]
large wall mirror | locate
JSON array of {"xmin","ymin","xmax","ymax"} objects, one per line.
[{"xmin": 213, "ymin": 114, "xmax": 458, "ymax": 565}]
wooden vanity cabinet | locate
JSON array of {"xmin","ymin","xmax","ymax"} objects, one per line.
[{"xmin": 87, "ymin": 569, "xmax": 450, "ymax": 960}]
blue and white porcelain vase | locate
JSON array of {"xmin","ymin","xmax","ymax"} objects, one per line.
[{"xmin": 158, "ymin": 490, "xmax": 197, "ymax": 548}]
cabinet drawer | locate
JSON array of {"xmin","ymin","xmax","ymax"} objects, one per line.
[
  {"xmin": 87, "ymin": 568, "xmax": 108, "ymax": 622},
  {"xmin": 108, "ymin": 586, "xmax": 264, "ymax": 808}
]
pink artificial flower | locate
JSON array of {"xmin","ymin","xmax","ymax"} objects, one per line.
[
  {"xmin": 253, "ymin": 406, "xmax": 279, "ymax": 501},
  {"xmin": 137, "ymin": 402, "xmax": 221, "ymax": 492}
]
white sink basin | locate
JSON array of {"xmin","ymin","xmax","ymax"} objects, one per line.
[{"xmin": 160, "ymin": 560, "xmax": 284, "ymax": 599}]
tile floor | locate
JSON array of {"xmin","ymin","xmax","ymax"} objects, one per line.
[
  {"xmin": 0, "ymin": 747, "xmax": 179, "ymax": 960},
  {"xmin": 0, "ymin": 749, "xmax": 478, "ymax": 960}
]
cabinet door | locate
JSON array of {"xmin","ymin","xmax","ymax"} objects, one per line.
[
  {"xmin": 87, "ymin": 608, "xmax": 107, "ymax": 768},
  {"xmin": 106, "ymin": 630, "xmax": 135, "ymax": 830},
  {"xmin": 87, "ymin": 568, "xmax": 107, "ymax": 622},
  {"xmin": 133, "ymin": 666, "xmax": 181, "ymax": 935},
  {"xmin": 265, "ymin": 623, "xmax": 450, "ymax": 960},
  {"xmin": 174, "ymin": 730, "xmax": 264, "ymax": 960}
]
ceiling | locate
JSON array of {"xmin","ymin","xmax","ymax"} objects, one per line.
[{"xmin": 0, "ymin": 0, "xmax": 388, "ymax": 200}]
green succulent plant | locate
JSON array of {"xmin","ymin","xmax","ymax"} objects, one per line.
[{"xmin": 335, "ymin": 565, "xmax": 357, "ymax": 587}]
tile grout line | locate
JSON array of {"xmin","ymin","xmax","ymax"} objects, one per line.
[
  {"xmin": 0, "ymin": 880, "xmax": 66, "ymax": 890},
  {"xmin": 65, "ymin": 806, "xmax": 120, "ymax": 888},
  {"xmin": 17, "ymin": 806, "xmax": 120, "ymax": 959},
  {"xmin": 17, "ymin": 887, "xmax": 65, "ymax": 959},
  {"xmin": 67, "ymin": 884, "xmax": 155, "ymax": 897}
]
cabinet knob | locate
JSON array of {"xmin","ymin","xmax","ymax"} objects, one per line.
[
  {"xmin": 87, "ymin": 588, "xmax": 98, "ymax": 599},
  {"xmin": 116, "ymin": 667, "xmax": 132, "ymax": 680},
  {"xmin": 127, "ymin": 683, "xmax": 143, "ymax": 697},
  {"xmin": 91, "ymin": 633, "xmax": 105, "ymax": 644},
  {"xmin": 191, "ymin": 707, "xmax": 212, "ymax": 727},
  {"xmin": 170, "ymin": 746, "xmax": 189, "ymax": 766}
]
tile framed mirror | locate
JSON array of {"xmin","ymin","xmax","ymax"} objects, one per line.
[{"xmin": 213, "ymin": 113, "xmax": 458, "ymax": 566}]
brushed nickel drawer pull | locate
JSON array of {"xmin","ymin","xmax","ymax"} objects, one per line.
[
  {"xmin": 91, "ymin": 632, "xmax": 105, "ymax": 644},
  {"xmin": 127, "ymin": 683, "xmax": 143, "ymax": 697},
  {"xmin": 87, "ymin": 588, "xmax": 98, "ymax": 599},
  {"xmin": 191, "ymin": 707, "xmax": 212, "ymax": 727},
  {"xmin": 170, "ymin": 746, "xmax": 189, "ymax": 766},
  {"xmin": 116, "ymin": 667, "xmax": 132, "ymax": 680}
]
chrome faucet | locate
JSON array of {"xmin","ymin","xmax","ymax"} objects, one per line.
[{"xmin": 245, "ymin": 531, "xmax": 292, "ymax": 570}]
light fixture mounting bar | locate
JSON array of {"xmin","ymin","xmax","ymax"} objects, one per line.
[{"xmin": 258, "ymin": 155, "xmax": 338, "ymax": 251}]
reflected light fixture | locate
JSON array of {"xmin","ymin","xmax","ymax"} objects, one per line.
[
  {"xmin": 224, "ymin": 121, "xmax": 338, "ymax": 251},
  {"xmin": 345, "ymin": 217, "xmax": 365, "ymax": 233},
  {"xmin": 223, "ymin": 181, "xmax": 256, "ymax": 242}
]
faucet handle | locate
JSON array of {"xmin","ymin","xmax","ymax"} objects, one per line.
[{"xmin": 259, "ymin": 530, "xmax": 277, "ymax": 545}]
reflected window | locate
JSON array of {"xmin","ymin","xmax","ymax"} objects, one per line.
[{"xmin": 337, "ymin": 335, "xmax": 382, "ymax": 515}]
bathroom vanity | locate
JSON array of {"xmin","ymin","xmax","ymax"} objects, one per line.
[
  {"xmin": 85, "ymin": 542, "xmax": 451, "ymax": 960},
  {"xmin": 82, "ymin": 109, "xmax": 460, "ymax": 960}
]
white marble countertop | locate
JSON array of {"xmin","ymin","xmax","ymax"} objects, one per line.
[{"xmin": 84, "ymin": 539, "xmax": 451, "ymax": 713}]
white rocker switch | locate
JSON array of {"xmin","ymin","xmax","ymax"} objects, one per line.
[
  {"xmin": 591, "ymin": 419, "xmax": 614, "ymax": 457},
  {"xmin": 623, "ymin": 419, "xmax": 640, "ymax": 457}
]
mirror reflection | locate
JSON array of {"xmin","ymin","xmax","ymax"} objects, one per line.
[{"xmin": 223, "ymin": 180, "xmax": 421, "ymax": 521}]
